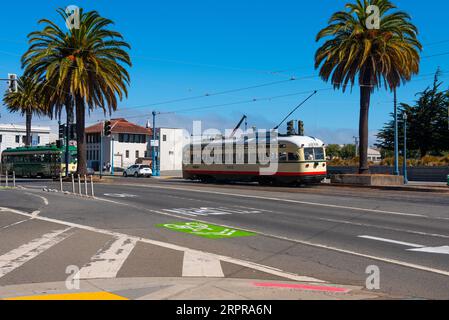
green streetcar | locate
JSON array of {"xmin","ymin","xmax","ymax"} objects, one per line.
[{"xmin": 1, "ymin": 145, "xmax": 77, "ymax": 178}]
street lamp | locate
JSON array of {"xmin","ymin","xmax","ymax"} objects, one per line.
[{"xmin": 402, "ymin": 113, "xmax": 408, "ymax": 184}]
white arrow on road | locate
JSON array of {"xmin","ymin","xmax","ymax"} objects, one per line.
[{"xmin": 359, "ymin": 235, "xmax": 449, "ymax": 255}]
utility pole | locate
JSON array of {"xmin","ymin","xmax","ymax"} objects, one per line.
[
  {"xmin": 152, "ymin": 111, "xmax": 160, "ymax": 177},
  {"xmin": 394, "ymin": 88, "xmax": 400, "ymax": 176},
  {"xmin": 403, "ymin": 113, "xmax": 408, "ymax": 184},
  {"xmin": 353, "ymin": 136, "xmax": 359, "ymax": 157}
]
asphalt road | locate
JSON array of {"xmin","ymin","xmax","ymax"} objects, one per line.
[{"xmin": 2, "ymin": 178, "xmax": 449, "ymax": 299}]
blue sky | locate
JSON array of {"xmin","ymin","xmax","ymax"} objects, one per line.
[{"xmin": 0, "ymin": 0, "xmax": 448, "ymax": 144}]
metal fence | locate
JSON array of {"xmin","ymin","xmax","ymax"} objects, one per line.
[
  {"xmin": 328, "ymin": 166, "xmax": 449, "ymax": 182},
  {"xmin": 0, "ymin": 171, "xmax": 16, "ymax": 188}
]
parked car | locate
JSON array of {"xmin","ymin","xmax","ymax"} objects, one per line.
[{"xmin": 123, "ymin": 164, "xmax": 152, "ymax": 178}]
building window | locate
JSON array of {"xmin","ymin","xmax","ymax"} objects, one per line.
[
  {"xmin": 126, "ymin": 150, "xmax": 129, "ymax": 158},
  {"xmin": 37, "ymin": 136, "xmax": 41, "ymax": 144},
  {"xmin": 163, "ymin": 135, "xmax": 167, "ymax": 142},
  {"xmin": 136, "ymin": 150, "xmax": 139, "ymax": 159},
  {"xmin": 118, "ymin": 133, "xmax": 146, "ymax": 144},
  {"xmin": 16, "ymin": 135, "xmax": 20, "ymax": 143},
  {"xmin": 0, "ymin": 135, "xmax": 2, "ymax": 143}
]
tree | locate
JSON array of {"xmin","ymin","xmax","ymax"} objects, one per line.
[
  {"xmin": 376, "ymin": 70, "xmax": 449, "ymax": 157},
  {"xmin": 326, "ymin": 144, "xmax": 342, "ymax": 159},
  {"xmin": 340, "ymin": 144, "xmax": 357, "ymax": 160},
  {"xmin": 22, "ymin": 8, "xmax": 131, "ymax": 175},
  {"xmin": 3, "ymin": 76, "xmax": 47, "ymax": 146},
  {"xmin": 315, "ymin": 0, "xmax": 421, "ymax": 173}
]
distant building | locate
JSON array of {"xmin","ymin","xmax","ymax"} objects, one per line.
[
  {"xmin": 150, "ymin": 128, "xmax": 189, "ymax": 172},
  {"xmin": 368, "ymin": 148, "xmax": 382, "ymax": 163},
  {"xmin": 0, "ymin": 124, "xmax": 51, "ymax": 154},
  {"xmin": 85, "ymin": 118, "xmax": 152, "ymax": 171}
]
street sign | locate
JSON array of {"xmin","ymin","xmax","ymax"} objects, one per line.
[
  {"xmin": 150, "ymin": 140, "xmax": 159, "ymax": 147},
  {"xmin": 158, "ymin": 222, "xmax": 256, "ymax": 239}
]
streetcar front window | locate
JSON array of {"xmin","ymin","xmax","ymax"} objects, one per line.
[{"xmin": 304, "ymin": 148, "xmax": 325, "ymax": 161}]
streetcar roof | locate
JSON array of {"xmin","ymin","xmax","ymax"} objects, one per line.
[
  {"xmin": 2, "ymin": 145, "xmax": 77, "ymax": 154},
  {"xmin": 188, "ymin": 135, "xmax": 325, "ymax": 148}
]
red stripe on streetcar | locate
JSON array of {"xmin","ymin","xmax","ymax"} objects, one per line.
[
  {"xmin": 253, "ymin": 282, "xmax": 350, "ymax": 293},
  {"xmin": 185, "ymin": 170, "xmax": 327, "ymax": 177}
]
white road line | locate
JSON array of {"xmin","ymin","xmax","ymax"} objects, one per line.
[
  {"xmin": 0, "ymin": 228, "xmax": 73, "ymax": 278},
  {"xmin": 92, "ymin": 198, "xmax": 449, "ymax": 278},
  {"xmin": 1, "ymin": 206, "xmax": 324, "ymax": 283},
  {"xmin": 118, "ymin": 184, "xmax": 429, "ymax": 218},
  {"xmin": 358, "ymin": 236, "xmax": 424, "ymax": 248},
  {"xmin": 24, "ymin": 192, "xmax": 49, "ymax": 206},
  {"xmin": 79, "ymin": 236, "xmax": 137, "ymax": 279},
  {"xmin": 182, "ymin": 251, "xmax": 225, "ymax": 278},
  {"xmin": 0, "ymin": 219, "xmax": 31, "ymax": 231}
]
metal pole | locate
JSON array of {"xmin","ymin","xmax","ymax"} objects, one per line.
[
  {"xmin": 84, "ymin": 175, "xmax": 88, "ymax": 196},
  {"xmin": 403, "ymin": 115, "xmax": 408, "ymax": 184},
  {"xmin": 60, "ymin": 173, "xmax": 63, "ymax": 192},
  {"xmin": 152, "ymin": 111, "xmax": 159, "ymax": 177},
  {"xmin": 5, "ymin": 170, "xmax": 8, "ymax": 188},
  {"xmin": 78, "ymin": 175, "xmax": 82, "ymax": 196},
  {"xmin": 90, "ymin": 175, "xmax": 95, "ymax": 198},
  {"xmin": 111, "ymin": 137, "xmax": 115, "ymax": 176},
  {"xmin": 394, "ymin": 88, "xmax": 400, "ymax": 176},
  {"xmin": 100, "ymin": 131, "xmax": 103, "ymax": 179},
  {"xmin": 13, "ymin": 171, "xmax": 16, "ymax": 188},
  {"xmin": 71, "ymin": 174, "xmax": 75, "ymax": 194}
]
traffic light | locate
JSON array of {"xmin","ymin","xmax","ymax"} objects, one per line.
[
  {"xmin": 298, "ymin": 120, "xmax": 305, "ymax": 136},
  {"xmin": 69, "ymin": 124, "xmax": 77, "ymax": 140},
  {"xmin": 287, "ymin": 120, "xmax": 296, "ymax": 136},
  {"xmin": 7, "ymin": 74, "xmax": 18, "ymax": 93},
  {"xmin": 56, "ymin": 139, "xmax": 64, "ymax": 148},
  {"xmin": 104, "ymin": 120, "xmax": 112, "ymax": 137},
  {"xmin": 59, "ymin": 124, "xmax": 66, "ymax": 140}
]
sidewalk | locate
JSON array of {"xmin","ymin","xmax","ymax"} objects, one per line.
[
  {"xmin": 324, "ymin": 179, "xmax": 449, "ymax": 193},
  {"xmin": 0, "ymin": 278, "xmax": 388, "ymax": 300}
]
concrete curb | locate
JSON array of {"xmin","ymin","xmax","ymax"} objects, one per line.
[
  {"xmin": 325, "ymin": 183, "xmax": 449, "ymax": 194},
  {"xmin": 0, "ymin": 278, "xmax": 387, "ymax": 300}
]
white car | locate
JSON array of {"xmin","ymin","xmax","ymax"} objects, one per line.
[{"xmin": 123, "ymin": 164, "xmax": 152, "ymax": 178}]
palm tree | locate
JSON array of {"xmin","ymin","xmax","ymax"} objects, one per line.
[
  {"xmin": 22, "ymin": 8, "xmax": 131, "ymax": 175},
  {"xmin": 3, "ymin": 76, "xmax": 47, "ymax": 146},
  {"xmin": 315, "ymin": 0, "xmax": 421, "ymax": 174}
]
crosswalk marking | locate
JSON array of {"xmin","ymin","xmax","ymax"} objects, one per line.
[
  {"xmin": 79, "ymin": 236, "xmax": 137, "ymax": 279},
  {"xmin": 182, "ymin": 251, "xmax": 225, "ymax": 278},
  {"xmin": 0, "ymin": 228, "xmax": 73, "ymax": 279}
]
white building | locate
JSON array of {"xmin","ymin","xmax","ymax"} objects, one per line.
[
  {"xmin": 152, "ymin": 128, "xmax": 189, "ymax": 172},
  {"xmin": 0, "ymin": 124, "xmax": 51, "ymax": 154},
  {"xmin": 368, "ymin": 148, "xmax": 382, "ymax": 163},
  {"xmin": 86, "ymin": 118, "xmax": 152, "ymax": 171}
]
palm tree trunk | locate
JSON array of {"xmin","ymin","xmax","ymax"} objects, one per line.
[
  {"xmin": 25, "ymin": 111, "xmax": 32, "ymax": 147},
  {"xmin": 359, "ymin": 84, "xmax": 371, "ymax": 174},
  {"xmin": 75, "ymin": 94, "xmax": 87, "ymax": 175}
]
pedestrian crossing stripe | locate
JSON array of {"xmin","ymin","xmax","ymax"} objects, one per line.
[
  {"xmin": 158, "ymin": 222, "xmax": 256, "ymax": 239},
  {"xmin": 3, "ymin": 292, "xmax": 128, "ymax": 300}
]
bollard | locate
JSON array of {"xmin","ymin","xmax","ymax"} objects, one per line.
[
  {"xmin": 78, "ymin": 175, "xmax": 82, "ymax": 196},
  {"xmin": 13, "ymin": 172, "xmax": 16, "ymax": 188},
  {"xmin": 71, "ymin": 174, "xmax": 75, "ymax": 194},
  {"xmin": 5, "ymin": 171, "xmax": 8, "ymax": 188},
  {"xmin": 90, "ymin": 175, "xmax": 95, "ymax": 198},
  {"xmin": 60, "ymin": 173, "xmax": 63, "ymax": 192},
  {"xmin": 84, "ymin": 175, "xmax": 88, "ymax": 197}
]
